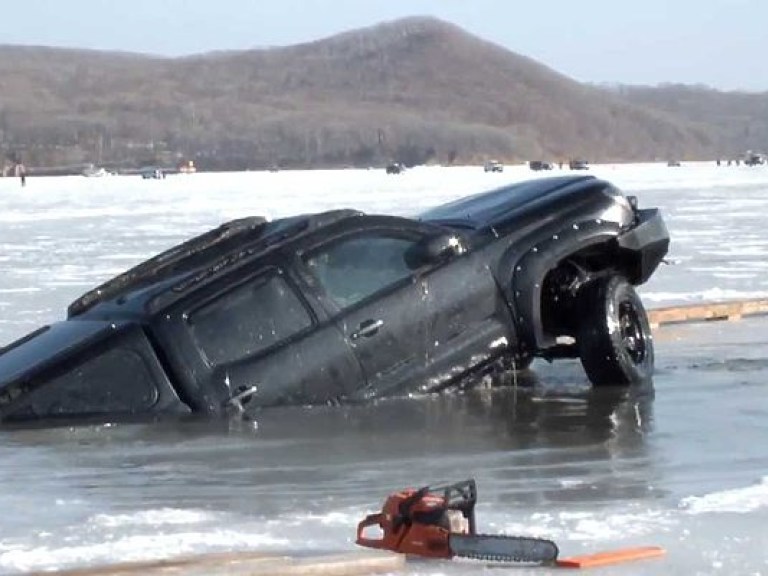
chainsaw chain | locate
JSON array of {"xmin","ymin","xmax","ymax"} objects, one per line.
[{"xmin": 454, "ymin": 533, "xmax": 559, "ymax": 564}]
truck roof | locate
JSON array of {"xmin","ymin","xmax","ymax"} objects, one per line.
[
  {"xmin": 67, "ymin": 209, "xmax": 362, "ymax": 318},
  {"xmin": 67, "ymin": 175, "xmax": 601, "ymax": 318}
]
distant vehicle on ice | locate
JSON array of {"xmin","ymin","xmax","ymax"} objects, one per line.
[
  {"xmin": 569, "ymin": 159, "xmax": 590, "ymax": 170},
  {"xmin": 744, "ymin": 152, "xmax": 765, "ymax": 166},
  {"xmin": 528, "ymin": 160, "xmax": 553, "ymax": 171},
  {"xmin": 82, "ymin": 165, "xmax": 111, "ymax": 177},
  {"xmin": 141, "ymin": 167, "xmax": 165, "ymax": 179},
  {"xmin": 667, "ymin": 160, "xmax": 682, "ymax": 167},
  {"xmin": 386, "ymin": 162, "xmax": 405, "ymax": 174},
  {"xmin": 483, "ymin": 160, "xmax": 503, "ymax": 173}
]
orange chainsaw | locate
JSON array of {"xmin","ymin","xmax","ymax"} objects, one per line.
[{"xmin": 356, "ymin": 479, "xmax": 559, "ymax": 564}]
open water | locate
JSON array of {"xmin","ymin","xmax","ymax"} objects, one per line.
[{"xmin": 0, "ymin": 163, "xmax": 767, "ymax": 575}]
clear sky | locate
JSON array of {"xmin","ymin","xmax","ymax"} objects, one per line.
[{"xmin": 2, "ymin": 0, "xmax": 766, "ymax": 91}]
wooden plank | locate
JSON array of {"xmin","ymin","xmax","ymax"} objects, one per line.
[
  {"xmin": 242, "ymin": 553, "xmax": 404, "ymax": 576},
  {"xmin": 648, "ymin": 298, "xmax": 768, "ymax": 329},
  {"xmin": 23, "ymin": 551, "xmax": 403, "ymax": 576},
  {"xmin": 556, "ymin": 546, "xmax": 665, "ymax": 569},
  {"xmin": 23, "ymin": 552, "xmax": 284, "ymax": 576}
]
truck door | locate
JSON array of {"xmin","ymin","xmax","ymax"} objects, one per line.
[
  {"xmin": 420, "ymin": 244, "xmax": 514, "ymax": 386},
  {"xmin": 170, "ymin": 266, "xmax": 365, "ymax": 413},
  {"xmin": 298, "ymin": 229, "xmax": 434, "ymax": 399},
  {"xmin": 298, "ymin": 222, "xmax": 514, "ymax": 397}
]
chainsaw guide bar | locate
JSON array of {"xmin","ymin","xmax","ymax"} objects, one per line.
[{"xmin": 450, "ymin": 533, "xmax": 559, "ymax": 564}]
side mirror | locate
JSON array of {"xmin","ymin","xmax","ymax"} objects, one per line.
[{"xmin": 405, "ymin": 233, "xmax": 467, "ymax": 269}]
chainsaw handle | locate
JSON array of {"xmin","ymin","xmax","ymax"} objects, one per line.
[{"xmin": 356, "ymin": 513, "xmax": 387, "ymax": 549}]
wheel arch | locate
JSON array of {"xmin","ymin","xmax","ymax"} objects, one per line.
[{"xmin": 499, "ymin": 220, "xmax": 640, "ymax": 353}]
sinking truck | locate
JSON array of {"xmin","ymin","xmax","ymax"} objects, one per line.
[{"xmin": 0, "ymin": 175, "xmax": 669, "ymax": 425}]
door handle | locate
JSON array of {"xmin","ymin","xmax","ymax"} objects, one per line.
[{"xmin": 351, "ymin": 319, "xmax": 384, "ymax": 340}]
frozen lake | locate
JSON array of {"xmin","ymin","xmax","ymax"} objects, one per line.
[{"xmin": 0, "ymin": 163, "xmax": 767, "ymax": 574}]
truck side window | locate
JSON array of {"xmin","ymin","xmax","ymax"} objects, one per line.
[
  {"xmin": 6, "ymin": 348, "xmax": 159, "ymax": 420},
  {"xmin": 305, "ymin": 234, "xmax": 419, "ymax": 309},
  {"xmin": 188, "ymin": 273, "xmax": 311, "ymax": 366}
]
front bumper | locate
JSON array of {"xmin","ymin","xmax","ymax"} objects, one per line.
[{"xmin": 617, "ymin": 208, "xmax": 670, "ymax": 284}]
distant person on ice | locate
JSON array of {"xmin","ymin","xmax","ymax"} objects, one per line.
[{"xmin": 14, "ymin": 163, "xmax": 26, "ymax": 187}]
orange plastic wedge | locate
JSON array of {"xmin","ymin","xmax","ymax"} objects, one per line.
[{"xmin": 556, "ymin": 546, "xmax": 666, "ymax": 569}]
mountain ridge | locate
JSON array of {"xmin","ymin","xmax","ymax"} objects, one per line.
[{"xmin": 0, "ymin": 17, "xmax": 763, "ymax": 171}]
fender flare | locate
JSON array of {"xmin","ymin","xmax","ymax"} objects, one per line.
[{"xmin": 497, "ymin": 219, "xmax": 621, "ymax": 352}]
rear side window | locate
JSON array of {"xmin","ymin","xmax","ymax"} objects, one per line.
[
  {"xmin": 6, "ymin": 348, "xmax": 159, "ymax": 420},
  {"xmin": 188, "ymin": 273, "xmax": 312, "ymax": 366}
]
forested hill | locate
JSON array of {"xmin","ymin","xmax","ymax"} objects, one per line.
[
  {"xmin": 615, "ymin": 84, "xmax": 768, "ymax": 158},
  {"xmin": 0, "ymin": 17, "xmax": 764, "ymax": 171}
]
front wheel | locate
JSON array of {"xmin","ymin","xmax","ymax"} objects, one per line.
[{"xmin": 577, "ymin": 276, "xmax": 654, "ymax": 386}]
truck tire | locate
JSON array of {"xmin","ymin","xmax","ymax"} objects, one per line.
[{"xmin": 577, "ymin": 276, "xmax": 654, "ymax": 386}]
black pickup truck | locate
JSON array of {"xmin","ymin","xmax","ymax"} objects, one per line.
[{"xmin": 0, "ymin": 175, "xmax": 669, "ymax": 425}]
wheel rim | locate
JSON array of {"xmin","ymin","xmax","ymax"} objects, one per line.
[{"xmin": 618, "ymin": 301, "xmax": 647, "ymax": 365}]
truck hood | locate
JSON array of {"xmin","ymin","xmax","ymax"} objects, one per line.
[{"xmin": 418, "ymin": 175, "xmax": 597, "ymax": 228}]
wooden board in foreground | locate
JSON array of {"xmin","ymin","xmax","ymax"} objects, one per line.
[
  {"xmin": 556, "ymin": 545, "xmax": 666, "ymax": 569},
  {"xmin": 649, "ymin": 298, "xmax": 768, "ymax": 329},
  {"xmin": 24, "ymin": 551, "xmax": 404, "ymax": 576}
]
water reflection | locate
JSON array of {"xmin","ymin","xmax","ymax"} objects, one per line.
[{"xmin": 1, "ymin": 375, "xmax": 659, "ymax": 518}]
